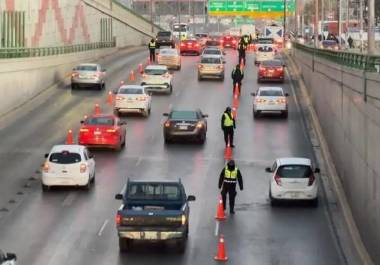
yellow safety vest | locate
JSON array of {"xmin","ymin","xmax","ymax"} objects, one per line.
[
  {"xmin": 223, "ymin": 113, "xmax": 234, "ymax": 127},
  {"xmin": 224, "ymin": 166, "xmax": 238, "ymax": 183},
  {"xmin": 149, "ymin": 41, "xmax": 156, "ymax": 48}
]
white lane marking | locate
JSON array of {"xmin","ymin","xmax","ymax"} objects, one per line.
[
  {"xmin": 62, "ymin": 192, "xmax": 77, "ymax": 207},
  {"xmin": 135, "ymin": 157, "xmax": 142, "ymax": 166},
  {"xmin": 214, "ymin": 221, "xmax": 220, "ymax": 237},
  {"xmin": 97, "ymin": 219, "xmax": 109, "ymax": 236}
]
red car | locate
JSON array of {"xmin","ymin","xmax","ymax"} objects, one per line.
[
  {"xmin": 78, "ymin": 114, "xmax": 127, "ymax": 150},
  {"xmin": 222, "ymin": 35, "xmax": 238, "ymax": 49},
  {"xmin": 179, "ymin": 39, "xmax": 202, "ymax": 55},
  {"xmin": 257, "ymin": 59, "xmax": 285, "ymax": 83}
]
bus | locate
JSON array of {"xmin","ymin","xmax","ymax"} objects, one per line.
[{"xmin": 172, "ymin": 23, "xmax": 190, "ymax": 41}]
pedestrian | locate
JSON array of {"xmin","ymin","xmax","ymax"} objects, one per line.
[
  {"xmin": 221, "ymin": 107, "xmax": 236, "ymax": 147},
  {"xmin": 237, "ymin": 40, "xmax": 247, "ymax": 66},
  {"xmin": 148, "ymin": 38, "xmax": 156, "ymax": 63},
  {"xmin": 231, "ymin": 64, "xmax": 244, "ymax": 94},
  {"xmin": 218, "ymin": 160, "xmax": 243, "ymax": 214},
  {"xmin": 348, "ymin": 35, "xmax": 353, "ymax": 49}
]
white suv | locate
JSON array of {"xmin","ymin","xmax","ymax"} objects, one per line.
[
  {"xmin": 0, "ymin": 250, "xmax": 16, "ymax": 265},
  {"xmin": 141, "ymin": 65, "xmax": 173, "ymax": 94},
  {"xmin": 266, "ymin": 157, "xmax": 320, "ymax": 207},
  {"xmin": 114, "ymin": 85, "xmax": 152, "ymax": 117},
  {"xmin": 42, "ymin": 145, "xmax": 95, "ymax": 191}
]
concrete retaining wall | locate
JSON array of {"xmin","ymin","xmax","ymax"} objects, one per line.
[{"xmin": 292, "ymin": 49, "xmax": 380, "ymax": 264}]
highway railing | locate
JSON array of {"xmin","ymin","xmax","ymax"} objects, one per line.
[
  {"xmin": 0, "ymin": 41, "xmax": 116, "ymax": 59},
  {"xmin": 293, "ymin": 42, "xmax": 380, "ymax": 72}
]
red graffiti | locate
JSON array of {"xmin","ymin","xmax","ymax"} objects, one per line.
[{"xmin": 5, "ymin": 0, "xmax": 15, "ymax": 11}]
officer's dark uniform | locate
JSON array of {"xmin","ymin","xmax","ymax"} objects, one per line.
[
  {"xmin": 148, "ymin": 39, "xmax": 156, "ymax": 62},
  {"xmin": 238, "ymin": 40, "xmax": 247, "ymax": 65},
  {"xmin": 231, "ymin": 65, "xmax": 244, "ymax": 94},
  {"xmin": 221, "ymin": 107, "xmax": 236, "ymax": 147},
  {"xmin": 218, "ymin": 160, "xmax": 243, "ymax": 214}
]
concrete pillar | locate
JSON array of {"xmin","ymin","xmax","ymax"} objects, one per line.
[{"xmin": 367, "ymin": 0, "xmax": 375, "ymax": 54}]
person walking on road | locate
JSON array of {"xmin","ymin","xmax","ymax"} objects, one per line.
[
  {"xmin": 231, "ymin": 64, "xmax": 244, "ymax": 95},
  {"xmin": 218, "ymin": 160, "xmax": 243, "ymax": 214},
  {"xmin": 148, "ymin": 38, "xmax": 157, "ymax": 63},
  {"xmin": 348, "ymin": 36, "xmax": 353, "ymax": 49},
  {"xmin": 221, "ymin": 107, "xmax": 236, "ymax": 147},
  {"xmin": 238, "ymin": 40, "xmax": 247, "ymax": 66}
]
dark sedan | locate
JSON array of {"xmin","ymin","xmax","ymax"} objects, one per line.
[{"xmin": 163, "ymin": 110, "xmax": 208, "ymax": 144}]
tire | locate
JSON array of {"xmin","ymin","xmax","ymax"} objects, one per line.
[
  {"xmin": 83, "ymin": 179, "xmax": 91, "ymax": 190},
  {"xmin": 119, "ymin": 238, "xmax": 131, "ymax": 252},
  {"xmin": 269, "ymin": 191, "xmax": 277, "ymax": 207},
  {"xmin": 198, "ymin": 75, "xmax": 202, "ymax": 81},
  {"xmin": 41, "ymin": 183, "xmax": 49, "ymax": 192},
  {"xmin": 102, "ymin": 82, "xmax": 106, "ymax": 90},
  {"xmin": 220, "ymin": 75, "xmax": 225, "ymax": 81},
  {"xmin": 199, "ymin": 133, "xmax": 206, "ymax": 144},
  {"xmin": 71, "ymin": 83, "xmax": 77, "ymax": 90},
  {"xmin": 168, "ymin": 85, "xmax": 173, "ymax": 94},
  {"xmin": 91, "ymin": 172, "xmax": 96, "ymax": 184},
  {"xmin": 142, "ymin": 109, "xmax": 149, "ymax": 117},
  {"xmin": 282, "ymin": 111, "xmax": 288, "ymax": 119},
  {"xmin": 253, "ymin": 110, "xmax": 260, "ymax": 119},
  {"xmin": 164, "ymin": 137, "xmax": 171, "ymax": 144},
  {"xmin": 310, "ymin": 197, "xmax": 319, "ymax": 208},
  {"xmin": 176, "ymin": 238, "xmax": 187, "ymax": 253},
  {"xmin": 177, "ymin": 65, "xmax": 181, "ymax": 70}
]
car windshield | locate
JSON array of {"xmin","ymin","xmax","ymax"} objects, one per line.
[
  {"xmin": 85, "ymin": 117, "xmax": 114, "ymax": 125},
  {"xmin": 158, "ymin": 31, "xmax": 171, "ymax": 37},
  {"xmin": 145, "ymin": 68, "xmax": 167, "ymax": 75},
  {"xmin": 76, "ymin": 65, "xmax": 97, "ymax": 71},
  {"xmin": 203, "ymin": 49, "xmax": 221, "ymax": 55},
  {"xmin": 205, "ymin": 40, "xmax": 220, "ymax": 46},
  {"xmin": 201, "ymin": 57, "xmax": 221, "ymax": 64},
  {"xmin": 262, "ymin": 60, "xmax": 283, "ymax": 67},
  {"xmin": 258, "ymin": 46, "xmax": 273, "ymax": 52},
  {"xmin": 259, "ymin": 90, "xmax": 283, "ymax": 96},
  {"xmin": 196, "ymin": 33, "xmax": 208, "ymax": 38},
  {"xmin": 119, "ymin": 88, "xmax": 143, "ymax": 94},
  {"xmin": 170, "ymin": 111, "xmax": 198, "ymax": 120},
  {"xmin": 173, "ymin": 24, "xmax": 187, "ymax": 32},
  {"xmin": 160, "ymin": 49, "xmax": 177, "ymax": 55},
  {"xmin": 127, "ymin": 183, "xmax": 182, "ymax": 200},
  {"xmin": 49, "ymin": 151, "xmax": 82, "ymax": 164},
  {"xmin": 257, "ymin": 38, "xmax": 274, "ymax": 44},
  {"xmin": 277, "ymin": 165, "xmax": 312, "ymax": 178}
]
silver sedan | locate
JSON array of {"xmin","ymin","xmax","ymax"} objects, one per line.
[{"xmin": 71, "ymin": 63, "xmax": 106, "ymax": 90}]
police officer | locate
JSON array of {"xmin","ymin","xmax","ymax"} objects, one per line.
[
  {"xmin": 148, "ymin": 38, "xmax": 157, "ymax": 62},
  {"xmin": 238, "ymin": 40, "xmax": 247, "ymax": 66},
  {"xmin": 221, "ymin": 107, "xmax": 236, "ymax": 147},
  {"xmin": 218, "ymin": 160, "xmax": 243, "ymax": 214},
  {"xmin": 242, "ymin": 34, "xmax": 250, "ymax": 46},
  {"xmin": 231, "ymin": 64, "xmax": 244, "ymax": 94}
]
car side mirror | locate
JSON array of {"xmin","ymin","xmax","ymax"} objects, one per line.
[
  {"xmin": 223, "ymin": 61, "xmax": 226, "ymax": 64},
  {"xmin": 265, "ymin": 167, "xmax": 272, "ymax": 173},
  {"xmin": 115, "ymin": 193, "xmax": 123, "ymax": 200},
  {"xmin": 163, "ymin": 113, "xmax": 169, "ymax": 116},
  {"xmin": 44, "ymin": 153, "xmax": 49, "ymax": 158},
  {"xmin": 6, "ymin": 253, "xmax": 17, "ymax": 261},
  {"xmin": 89, "ymin": 153, "xmax": 95, "ymax": 159},
  {"xmin": 285, "ymin": 93, "xmax": 289, "ymax": 97},
  {"xmin": 112, "ymin": 89, "xmax": 118, "ymax": 95},
  {"xmin": 187, "ymin": 195, "xmax": 196, "ymax": 201},
  {"xmin": 250, "ymin": 92, "xmax": 256, "ymax": 96},
  {"xmin": 315, "ymin": 167, "xmax": 320, "ymax": 173},
  {"xmin": 283, "ymin": 64, "xmax": 286, "ymax": 67}
]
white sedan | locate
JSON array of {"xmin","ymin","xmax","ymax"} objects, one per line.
[
  {"xmin": 114, "ymin": 85, "xmax": 152, "ymax": 117},
  {"xmin": 255, "ymin": 46, "xmax": 275, "ymax": 65},
  {"xmin": 0, "ymin": 250, "xmax": 16, "ymax": 265},
  {"xmin": 141, "ymin": 65, "xmax": 173, "ymax": 94},
  {"xmin": 42, "ymin": 145, "xmax": 95, "ymax": 191},
  {"xmin": 251, "ymin": 86, "xmax": 289, "ymax": 118},
  {"xmin": 266, "ymin": 157, "xmax": 320, "ymax": 207}
]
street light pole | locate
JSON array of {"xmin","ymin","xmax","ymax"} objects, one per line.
[{"xmin": 368, "ymin": 0, "xmax": 375, "ymax": 54}]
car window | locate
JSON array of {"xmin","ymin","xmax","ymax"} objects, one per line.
[
  {"xmin": 262, "ymin": 60, "xmax": 283, "ymax": 67},
  {"xmin": 259, "ymin": 90, "xmax": 283, "ymax": 96},
  {"xmin": 170, "ymin": 111, "xmax": 198, "ymax": 120},
  {"xmin": 76, "ymin": 65, "xmax": 97, "ymax": 71},
  {"xmin": 160, "ymin": 49, "xmax": 177, "ymax": 55},
  {"xmin": 145, "ymin": 68, "xmax": 167, "ymax": 75},
  {"xmin": 257, "ymin": 38, "xmax": 274, "ymax": 44},
  {"xmin": 85, "ymin": 117, "xmax": 114, "ymax": 125},
  {"xmin": 49, "ymin": 151, "xmax": 82, "ymax": 164},
  {"xmin": 258, "ymin": 46, "xmax": 273, "ymax": 52},
  {"xmin": 205, "ymin": 40, "xmax": 220, "ymax": 46},
  {"xmin": 119, "ymin": 88, "xmax": 143, "ymax": 94},
  {"xmin": 201, "ymin": 57, "xmax": 221, "ymax": 64},
  {"xmin": 277, "ymin": 165, "xmax": 312, "ymax": 178},
  {"xmin": 127, "ymin": 183, "xmax": 181, "ymax": 200},
  {"xmin": 203, "ymin": 49, "xmax": 221, "ymax": 55},
  {"xmin": 157, "ymin": 31, "xmax": 171, "ymax": 37}
]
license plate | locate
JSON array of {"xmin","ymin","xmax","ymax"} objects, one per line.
[
  {"xmin": 179, "ymin": 125, "xmax": 188, "ymax": 130},
  {"xmin": 139, "ymin": 231, "xmax": 160, "ymax": 240},
  {"xmin": 290, "ymin": 192, "xmax": 299, "ymax": 198},
  {"xmin": 268, "ymin": 101, "xmax": 275, "ymax": 105},
  {"xmin": 267, "ymin": 73, "xmax": 273, "ymax": 77},
  {"xmin": 79, "ymin": 75, "xmax": 86, "ymax": 79},
  {"xmin": 94, "ymin": 131, "xmax": 101, "ymax": 135}
]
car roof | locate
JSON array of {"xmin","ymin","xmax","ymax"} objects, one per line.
[
  {"xmin": 128, "ymin": 180, "xmax": 182, "ymax": 185},
  {"xmin": 86, "ymin": 114, "xmax": 116, "ymax": 119},
  {"xmin": 50, "ymin": 144, "xmax": 85, "ymax": 153},
  {"xmin": 277, "ymin": 157, "xmax": 312, "ymax": 166},
  {"xmin": 258, "ymin": 86, "xmax": 284, "ymax": 91},
  {"xmin": 119, "ymin": 85, "xmax": 144, "ymax": 90},
  {"xmin": 171, "ymin": 109, "xmax": 199, "ymax": 113},
  {"xmin": 145, "ymin": 65, "xmax": 168, "ymax": 70},
  {"xmin": 201, "ymin": 54, "xmax": 222, "ymax": 59},
  {"xmin": 77, "ymin": 63, "xmax": 98, "ymax": 67}
]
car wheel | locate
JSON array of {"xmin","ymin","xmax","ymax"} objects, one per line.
[
  {"xmin": 71, "ymin": 83, "xmax": 77, "ymax": 90},
  {"xmin": 142, "ymin": 109, "xmax": 149, "ymax": 117},
  {"xmin": 310, "ymin": 197, "xmax": 319, "ymax": 208},
  {"xmin": 220, "ymin": 75, "xmax": 225, "ymax": 81},
  {"xmin": 199, "ymin": 133, "xmax": 206, "ymax": 144},
  {"xmin": 198, "ymin": 75, "xmax": 202, "ymax": 81},
  {"xmin": 269, "ymin": 191, "xmax": 277, "ymax": 206},
  {"xmin": 83, "ymin": 179, "xmax": 91, "ymax": 190},
  {"xmin": 253, "ymin": 110, "xmax": 260, "ymax": 119},
  {"xmin": 176, "ymin": 238, "xmax": 187, "ymax": 253},
  {"xmin": 102, "ymin": 82, "xmax": 106, "ymax": 90},
  {"xmin": 91, "ymin": 172, "xmax": 96, "ymax": 184},
  {"xmin": 119, "ymin": 238, "xmax": 132, "ymax": 252},
  {"xmin": 41, "ymin": 183, "xmax": 49, "ymax": 192},
  {"xmin": 282, "ymin": 111, "xmax": 288, "ymax": 119},
  {"xmin": 168, "ymin": 85, "xmax": 173, "ymax": 94},
  {"xmin": 177, "ymin": 65, "xmax": 181, "ymax": 70},
  {"xmin": 164, "ymin": 137, "xmax": 172, "ymax": 144}
]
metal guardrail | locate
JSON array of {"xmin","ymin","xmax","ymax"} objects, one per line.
[
  {"xmin": 0, "ymin": 41, "xmax": 116, "ymax": 59},
  {"xmin": 293, "ymin": 42, "xmax": 380, "ymax": 72}
]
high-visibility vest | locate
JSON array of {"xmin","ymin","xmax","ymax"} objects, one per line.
[
  {"xmin": 243, "ymin": 36, "xmax": 249, "ymax": 44},
  {"xmin": 149, "ymin": 41, "xmax": 156, "ymax": 48},
  {"xmin": 223, "ymin": 113, "xmax": 234, "ymax": 127},
  {"xmin": 224, "ymin": 166, "xmax": 238, "ymax": 183}
]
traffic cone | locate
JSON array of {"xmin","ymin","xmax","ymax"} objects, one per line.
[
  {"xmin": 120, "ymin": 80, "xmax": 125, "ymax": 87},
  {"xmin": 240, "ymin": 58, "xmax": 245, "ymax": 69},
  {"xmin": 138, "ymin": 63, "xmax": 143, "ymax": 75},
  {"xmin": 94, "ymin": 104, "xmax": 101, "ymax": 115},
  {"xmin": 214, "ymin": 234, "xmax": 228, "ymax": 261},
  {"xmin": 129, "ymin": 70, "xmax": 135, "ymax": 81},
  {"xmin": 233, "ymin": 94, "xmax": 239, "ymax": 108},
  {"xmin": 234, "ymin": 83, "xmax": 240, "ymax": 97},
  {"xmin": 231, "ymin": 107, "xmax": 237, "ymax": 119},
  {"xmin": 65, "ymin": 129, "xmax": 74, "ymax": 144},
  {"xmin": 107, "ymin": 91, "xmax": 113, "ymax": 106},
  {"xmin": 215, "ymin": 195, "xmax": 226, "ymax": 221},
  {"xmin": 224, "ymin": 138, "xmax": 232, "ymax": 161}
]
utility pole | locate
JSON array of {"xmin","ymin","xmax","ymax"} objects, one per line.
[
  {"xmin": 314, "ymin": 0, "xmax": 319, "ymax": 47},
  {"xmin": 367, "ymin": 0, "xmax": 375, "ymax": 54}
]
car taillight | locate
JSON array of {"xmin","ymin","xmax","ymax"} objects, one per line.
[
  {"xmin": 276, "ymin": 98, "xmax": 287, "ymax": 104},
  {"xmin": 116, "ymin": 213, "xmax": 122, "ymax": 226},
  {"xmin": 256, "ymin": 98, "xmax": 266, "ymax": 103},
  {"xmin": 142, "ymin": 74, "xmax": 147, "ymax": 78},
  {"xmin": 232, "ymin": 40, "xmax": 237, "ymax": 44},
  {"xmin": 80, "ymin": 128, "xmax": 89, "ymax": 133},
  {"xmin": 43, "ymin": 161, "xmax": 49, "ymax": 173},
  {"xmin": 220, "ymin": 39, "xmax": 224, "ymax": 43},
  {"xmin": 138, "ymin": 96, "xmax": 147, "ymax": 101},
  {"xmin": 217, "ymin": 65, "xmax": 224, "ymax": 70},
  {"xmin": 196, "ymin": 122, "xmax": 203, "ymax": 128},
  {"xmin": 259, "ymin": 66, "xmax": 266, "ymax": 71},
  {"xmin": 116, "ymin": 96, "xmax": 124, "ymax": 101},
  {"xmin": 71, "ymin": 72, "xmax": 79, "ymax": 78},
  {"xmin": 198, "ymin": 64, "xmax": 204, "ymax": 69},
  {"xmin": 180, "ymin": 43, "xmax": 185, "ymax": 47},
  {"xmin": 164, "ymin": 121, "xmax": 171, "ymax": 127},
  {"xmin": 106, "ymin": 128, "xmax": 117, "ymax": 133},
  {"xmin": 274, "ymin": 175, "xmax": 282, "ymax": 186},
  {"xmin": 80, "ymin": 163, "xmax": 87, "ymax": 173},
  {"xmin": 308, "ymin": 174, "xmax": 315, "ymax": 186},
  {"xmin": 181, "ymin": 214, "xmax": 187, "ymax": 225},
  {"xmin": 163, "ymin": 73, "xmax": 170, "ymax": 78},
  {"xmin": 96, "ymin": 71, "xmax": 102, "ymax": 77},
  {"xmin": 195, "ymin": 43, "xmax": 200, "ymax": 47},
  {"xmin": 276, "ymin": 67, "xmax": 284, "ymax": 72}
]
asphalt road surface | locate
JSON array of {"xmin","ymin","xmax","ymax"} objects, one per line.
[{"xmin": 0, "ymin": 48, "xmax": 345, "ymax": 265}]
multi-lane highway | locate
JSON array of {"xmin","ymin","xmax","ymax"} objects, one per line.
[{"xmin": 0, "ymin": 48, "xmax": 346, "ymax": 265}]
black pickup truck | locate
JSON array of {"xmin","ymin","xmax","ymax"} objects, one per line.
[{"xmin": 115, "ymin": 180, "xmax": 196, "ymax": 252}]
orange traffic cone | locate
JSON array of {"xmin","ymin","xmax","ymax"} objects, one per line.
[
  {"xmin": 214, "ymin": 234, "xmax": 228, "ymax": 261},
  {"xmin": 120, "ymin": 80, "xmax": 125, "ymax": 86},
  {"xmin": 215, "ymin": 195, "xmax": 226, "ymax": 221},
  {"xmin": 107, "ymin": 91, "xmax": 113, "ymax": 106},
  {"xmin": 240, "ymin": 58, "xmax": 245, "ymax": 69},
  {"xmin": 94, "ymin": 104, "xmax": 101, "ymax": 115},
  {"xmin": 224, "ymin": 138, "xmax": 233, "ymax": 161},
  {"xmin": 129, "ymin": 70, "xmax": 135, "ymax": 81},
  {"xmin": 234, "ymin": 83, "xmax": 240, "ymax": 97},
  {"xmin": 231, "ymin": 107, "xmax": 237, "ymax": 119},
  {"xmin": 65, "ymin": 129, "xmax": 74, "ymax": 144},
  {"xmin": 138, "ymin": 63, "xmax": 143, "ymax": 75},
  {"xmin": 233, "ymin": 94, "xmax": 239, "ymax": 108}
]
